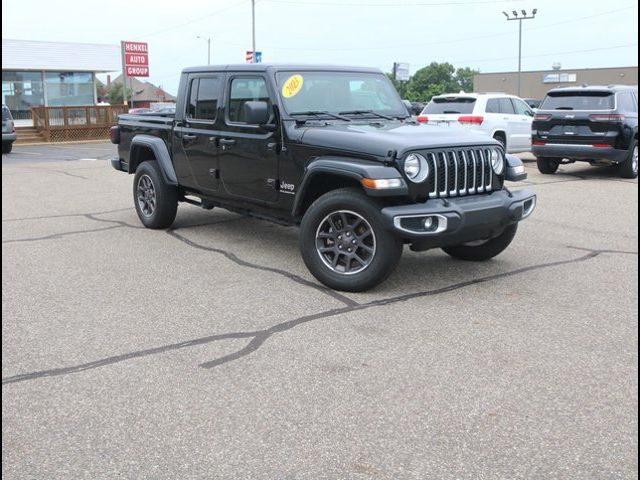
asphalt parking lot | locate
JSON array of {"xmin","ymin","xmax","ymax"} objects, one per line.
[{"xmin": 2, "ymin": 142, "xmax": 638, "ymax": 479}]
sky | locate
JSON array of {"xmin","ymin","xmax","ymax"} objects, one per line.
[{"xmin": 2, "ymin": 0, "xmax": 638, "ymax": 95}]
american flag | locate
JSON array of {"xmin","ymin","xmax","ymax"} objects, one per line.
[{"xmin": 246, "ymin": 51, "xmax": 254, "ymax": 63}]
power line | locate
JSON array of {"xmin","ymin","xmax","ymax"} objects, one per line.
[
  {"xmin": 447, "ymin": 43, "xmax": 638, "ymax": 65},
  {"xmin": 212, "ymin": 4, "xmax": 636, "ymax": 52},
  {"xmin": 134, "ymin": 0, "xmax": 246, "ymax": 40}
]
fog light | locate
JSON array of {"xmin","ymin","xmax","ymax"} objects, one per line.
[{"xmin": 423, "ymin": 217, "xmax": 433, "ymax": 229}]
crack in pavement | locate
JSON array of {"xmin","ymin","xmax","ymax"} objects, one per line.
[
  {"xmin": 2, "ymin": 224, "xmax": 123, "ymax": 244},
  {"xmin": 11, "ymin": 165, "xmax": 90, "ymax": 180},
  {"xmin": 4, "ymin": 247, "xmax": 633, "ymax": 385},
  {"xmin": 166, "ymin": 229, "xmax": 359, "ymax": 307},
  {"xmin": 2, "ymin": 207, "xmax": 132, "ymax": 223}
]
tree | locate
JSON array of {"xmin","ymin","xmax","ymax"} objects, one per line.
[
  {"xmin": 455, "ymin": 67, "xmax": 479, "ymax": 93},
  {"xmin": 392, "ymin": 62, "xmax": 481, "ymax": 103},
  {"xmin": 107, "ymin": 82, "xmax": 133, "ymax": 105}
]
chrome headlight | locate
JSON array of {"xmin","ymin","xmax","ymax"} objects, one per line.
[
  {"xmin": 403, "ymin": 153, "xmax": 430, "ymax": 183},
  {"xmin": 490, "ymin": 149, "xmax": 505, "ymax": 175}
]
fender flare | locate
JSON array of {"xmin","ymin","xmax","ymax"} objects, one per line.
[
  {"xmin": 130, "ymin": 135, "xmax": 178, "ymax": 185},
  {"xmin": 292, "ymin": 156, "xmax": 407, "ymax": 216}
]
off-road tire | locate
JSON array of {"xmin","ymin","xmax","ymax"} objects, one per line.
[
  {"xmin": 442, "ymin": 223, "xmax": 518, "ymax": 261},
  {"xmin": 300, "ymin": 188, "xmax": 402, "ymax": 292},
  {"xmin": 133, "ymin": 160, "xmax": 178, "ymax": 229},
  {"xmin": 536, "ymin": 157, "xmax": 560, "ymax": 174}
]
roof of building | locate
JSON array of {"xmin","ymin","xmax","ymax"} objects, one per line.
[
  {"xmin": 110, "ymin": 75, "xmax": 176, "ymax": 102},
  {"xmin": 2, "ymin": 39, "xmax": 121, "ymax": 72}
]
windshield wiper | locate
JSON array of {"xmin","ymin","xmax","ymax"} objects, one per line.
[
  {"xmin": 289, "ymin": 111, "xmax": 351, "ymax": 121},
  {"xmin": 556, "ymin": 107, "xmax": 574, "ymax": 110},
  {"xmin": 339, "ymin": 110, "xmax": 395, "ymax": 120}
]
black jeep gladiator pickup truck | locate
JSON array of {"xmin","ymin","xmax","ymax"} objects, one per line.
[{"xmin": 111, "ymin": 64, "xmax": 536, "ymax": 291}]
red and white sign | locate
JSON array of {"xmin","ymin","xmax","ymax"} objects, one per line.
[{"xmin": 122, "ymin": 40, "xmax": 149, "ymax": 77}]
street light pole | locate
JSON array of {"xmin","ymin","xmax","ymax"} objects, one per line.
[
  {"xmin": 251, "ymin": 0, "xmax": 256, "ymax": 63},
  {"xmin": 196, "ymin": 36, "xmax": 212, "ymax": 65},
  {"xmin": 503, "ymin": 9, "xmax": 537, "ymax": 97}
]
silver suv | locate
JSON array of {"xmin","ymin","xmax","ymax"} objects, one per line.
[{"xmin": 2, "ymin": 105, "xmax": 16, "ymax": 154}]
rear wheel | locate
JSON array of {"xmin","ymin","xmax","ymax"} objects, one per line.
[
  {"xmin": 133, "ymin": 161, "xmax": 178, "ymax": 229},
  {"xmin": 300, "ymin": 188, "xmax": 402, "ymax": 292},
  {"xmin": 617, "ymin": 141, "xmax": 638, "ymax": 179},
  {"xmin": 442, "ymin": 223, "xmax": 518, "ymax": 261},
  {"xmin": 536, "ymin": 157, "xmax": 560, "ymax": 174},
  {"xmin": 2, "ymin": 141, "xmax": 13, "ymax": 154}
]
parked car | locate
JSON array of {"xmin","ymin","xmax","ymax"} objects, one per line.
[
  {"xmin": 532, "ymin": 84, "xmax": 638, "ymax": 178},
  {"xmin": 153, "ymin": 106, "xmax": 176, "ymax": 114},
  {"xmin": 128, "ymin": 107, "xmax": 153, "ymax": 114},
  {"xmin": 523, "ymin": 98, "xmax": 542, "ymax": 110},
  {"xmin": 405, "ymin": 100, "xmax": 424, "ymax": 116},
  {"xmin": 417, "ymin": 93, "xmax": 535, "ymax": 153},
  {"xmin": 110, "ymin": 64, "xmax": 535, "ymax": 292},
  {"xmin": 2, "ymin": 105, "xmax": 16, "ymax": 154}
]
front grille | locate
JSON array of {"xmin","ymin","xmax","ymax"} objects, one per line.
[{"xmin": 423, "ymin": 148, "xmax": 496, "ymax": 198}]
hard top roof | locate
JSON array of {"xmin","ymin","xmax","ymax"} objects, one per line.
[{"xmin": 181, "ymin": 64, "xmax": 383, "ymax": 74}]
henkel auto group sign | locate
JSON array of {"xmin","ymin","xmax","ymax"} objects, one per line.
[{"xmin": 121, "ymin": 41, "xmax": 149, "ymax": 77}]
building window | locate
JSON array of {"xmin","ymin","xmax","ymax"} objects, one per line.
[
  {"xmin": 45, "ymin": 72, "xmax": 94, "ymax": 107},
  {"xmin": 543, "ymin": 73, "xmax": 577, "ymax": 84},
  {"xmin": 2, "ymin": 71, "xmax": 45, "ymax": 119}
]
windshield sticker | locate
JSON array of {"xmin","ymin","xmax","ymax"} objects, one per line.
[{"xmin": 282, "ymin": 74, "xmax": 304, "ymax": 98}]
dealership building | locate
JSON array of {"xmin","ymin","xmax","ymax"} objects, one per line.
[
  {"xmin": 474, "ymin": 66, "xmax": 638, "ymax": 100},
  {"xmin": 2, "ymin": 39, "xmax": 121, "ymax": 120}
]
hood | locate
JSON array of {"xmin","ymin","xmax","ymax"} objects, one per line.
[{"xmin": 295, "ymin": 121, "xmax": 498, "ymax": 158}]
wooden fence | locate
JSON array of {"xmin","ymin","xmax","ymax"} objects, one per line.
[{"xmin": 32, "ymin": 105, "xmax": 128, "ymax": 142}]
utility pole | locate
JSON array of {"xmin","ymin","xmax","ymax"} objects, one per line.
[
  {"xmin": 251, "ymin": 0, "xmax": 256, "ymax": 62},
  {"xmin": 502, "ymin": 9, "xmax": 537, "ymax": 97},
  {"xmin": 197, "ymin": 36, "xmax": 211, "ymax": 64}
]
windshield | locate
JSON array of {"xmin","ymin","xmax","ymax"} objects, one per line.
[
  {"xmin": 423, "ymin": 97, "xmax": 476, "ymax": 114},
  {"xmin": 276, "ymin": 71, "xmax": 406, "ymax": 117},
  {"xmin": 540, "ymin": 92, "xmax": 614, "ymax": 111}
]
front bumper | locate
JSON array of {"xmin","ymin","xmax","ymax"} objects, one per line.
[
  {"xmin": 532, "ymin": 144, "xmax": 627, "ymax": 163},
  {"xmin": 381, "ymin": 189, "xmax": 536, "ymax": 249},
  {"xmin": 2, "ymin": 132, "xmax": 17, "ymax": 142}
]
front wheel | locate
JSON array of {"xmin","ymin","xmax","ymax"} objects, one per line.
[
  {"xmin": 442, "ymin": 223, "xmax": 518, "ymax": 261},
  {"xmin": 133, "ymin": 161, "xmax": 178, "ymax": 229},
  {"xmin": 299, "ymin": 188, "xmax": 402, "ymax": 292},
  {"xmin": 536, "ymin": 157, "xmax": 560, "ymax": 174}
]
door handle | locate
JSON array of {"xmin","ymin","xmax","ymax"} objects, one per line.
[
  {"xmin": 182, "ymin": 134, "xmax": 197, "ymax": 141},
  {"xmin": 219, "ymin": 138, "xmax": 236, "ymax": 146}
]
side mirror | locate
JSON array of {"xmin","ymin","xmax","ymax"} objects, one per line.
[
  {"xmin": 242, "ymin": 101, "xmax": 270, "ymax": 125},
  {"xmin": 505, "ymin": 154, "xmax": 527, "ymax": 182}
]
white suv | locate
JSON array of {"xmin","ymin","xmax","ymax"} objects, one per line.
[{"xmin": 417, "ymin": 93, "xmax": 535, "ymax": 153}]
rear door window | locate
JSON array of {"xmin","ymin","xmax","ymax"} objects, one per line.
[
  {"xmin": 540, "ymin": 92, "xmax": 614, "ymax": 111},
  {"xmin": 499, "ymin": 98, "xmax": 515, "ymax": 114},
  {"xmin": 423, "ymin": 97, "xmax": 476, "ymax": 114},
  {"xmin": 186, "ymin": 76, "xmax": 221, "ymax": 121}
]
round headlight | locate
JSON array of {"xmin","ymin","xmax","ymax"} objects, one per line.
[
  {"xmin": 403, "ymin": 153, "xmax": 429, "ymax": 182},
  {"xmin": 490, "ymin": 149, "xmax": 504, "ymax": 175}
]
